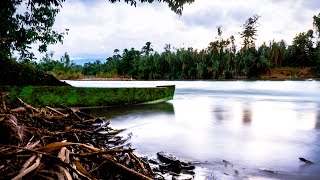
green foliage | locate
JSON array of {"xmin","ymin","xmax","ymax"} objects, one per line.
[
  {"xmin": 285, "ymin": 30, "xmax": 315, "ymax": 67},
  {"xmin": 0, "ymin": 0, "xmax": 67, "ymax": 60},
  {"xmin": 108, "ymin": 0, "xmax": 194, "ymax": 15},
  {"xmin": 18, "ymin": 13, "xmax": 320, "ymax": 80},
  {"xmin": 60, "ymin": 52, "xmax": 70, "ymax": 69},
  {"xmin": 141, "ymin": 42, "xmax": 154, "ymax": 56},
  {"xmin": 82, "ymin": 60, "xmax": 104, "ymax": 76},
  {"xmin": 240, "ymin": 14, "xmax": 261, "ymax": 49}
]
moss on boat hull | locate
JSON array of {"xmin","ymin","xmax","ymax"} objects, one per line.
[{"xmin": 0, "ymin": 86, "xmax": 175, "ymax": 108}]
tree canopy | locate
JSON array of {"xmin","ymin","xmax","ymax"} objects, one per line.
[
  {"xmin": 0, "ymin": 0, "xmax": 66, "ymax": 59},
  {"xmin": 109, "ymin": 0, "xmax": 194, "ymax": 15},
  {"xmin": 17, "ymin": 13, "xmax": 320, "ymax": 80},
  {"xmin": 0, "ymin": 0, "xmax": 194, "ymax": 60}
]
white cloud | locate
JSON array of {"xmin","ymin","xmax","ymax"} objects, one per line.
[{"xmin": 34, "ymin": 0, "xmax": 320, "ymax": 60}]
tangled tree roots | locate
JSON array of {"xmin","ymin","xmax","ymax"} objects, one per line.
[
  {"xmin": 0, "ymin": 113, "xmax": 25, "ymax": 145},
  {"xmin": 0, "ymin": 96, "xmax": 153, "ymax": 180}
]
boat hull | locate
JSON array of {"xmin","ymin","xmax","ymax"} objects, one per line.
[{"xmin": 0, "ymin": 86, "xmax": 175, "ymax": 108}]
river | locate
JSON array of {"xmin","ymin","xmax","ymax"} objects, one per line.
[{"xmin": 66, "ymin": 80, "xmax": 320, "ymax": 179}]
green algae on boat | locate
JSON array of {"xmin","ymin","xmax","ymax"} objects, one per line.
[{"xmin": 0, "ymin": 85, "xmax": 175, "ymax": 108}]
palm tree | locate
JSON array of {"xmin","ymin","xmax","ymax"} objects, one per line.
[{"xmin": 141, "ymin": 42, "xmax": 154, "ymax": 56}]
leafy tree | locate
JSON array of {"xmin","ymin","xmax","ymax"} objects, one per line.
[
  {"xmin": 164, "ymin": 44, "xmax": 172, "ymax": 52},
  {"xmin": 270, "ymin": 40, "xmax": 286, "ymax": 67},
  {"xmin": 114, "ymin": 49, "xmax": 120, "ymax": 56},
  {"xmin": 60, "ymin": 52, "xmax": 70, "ymax": 69},
  {"xmin": 0, "ymin": 0, "xmax": 67, "ymax": 59},
  {"xmin": 141, "ymin": 42, "xmax": 154, "ymax": 56},
  {"xmin": 207, "ymin": 27, "xmax": 237, "ymax": 78},
  {"xmin": 285, "ymin": 30, "xmax": 315, "ymax": 66},
  {"xmin": 82, "ymin": 60, "xmax": 105, "ymax": 76},
  {"xmin": 162, "ymin": 46, "xmax": 179, "ymax": 79},
  {"xmin": 121, "ymin": 48, "xmax": 140, "ymax": 76},
  {"xmin": 240, "ymin": 14, "xmax": 261, "ymax": 49},
  {"xmin": 37, "ymin": 51, "xmax": 62, "ymax": 72},
  {"xmin": 238, "ymin": 15, "xmax": 263, "ymax": 77},
  {"xmin": 109, "ymin": 0, "xmax": 194, "ymax": 15}
]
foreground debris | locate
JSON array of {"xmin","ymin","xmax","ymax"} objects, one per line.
[{"xmin": 0, "ymin": 96, "xmax": 154, "ymax": 180}]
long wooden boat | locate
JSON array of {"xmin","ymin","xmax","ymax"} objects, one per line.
[{"xmin": 0, "ymin": 85, "xmax": 175, "ymax": 108}]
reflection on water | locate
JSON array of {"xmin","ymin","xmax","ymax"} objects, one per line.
[
  {"xmin": 315, "ymin": 104, "xmax": 320, "ymax": 129},
  {"xmin": 68, "ymin": 80, "xmax": 320, "ymax": 179},
  {"xmin": 243, "ymin": 103, "xmax": 252, "ymax": 125},
  {"xmin": 83, "ymin": 102, "xmax": 174, "ymax": 119}
]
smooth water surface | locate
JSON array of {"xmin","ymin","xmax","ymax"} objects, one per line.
[{"xmin": 66, "ymin": 80, "xmax": 320, "ymax": 179}]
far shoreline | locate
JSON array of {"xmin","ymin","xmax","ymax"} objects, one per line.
[
  {"xmin": 65, "ymin": 67, "xmax": 319, "ymax": 81},
  {"xmin": 76, "ymin": 77, "xmax": 135, "ymax": 81}
]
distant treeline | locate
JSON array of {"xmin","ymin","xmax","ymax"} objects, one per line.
[{"xmin": 21, "ymin": 14, "xmax": 320, "ymax": 79}]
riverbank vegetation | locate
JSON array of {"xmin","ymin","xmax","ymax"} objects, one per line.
[
  {"xmin": 0, "ymin": 0, "xmax": 194, "ymax": 85},
  {"xmin": 18, "ymin": 13, "xmax": 320, "ymax": 80}
]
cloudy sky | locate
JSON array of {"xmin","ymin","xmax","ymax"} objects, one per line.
[{"xmin": 39, "ymin": 0, "xmax": 320, "ymax": 61}]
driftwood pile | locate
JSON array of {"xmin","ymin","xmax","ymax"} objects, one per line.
[{"xmin": 0, "ymin": 96, "xmax": 154, "ymax": 180}]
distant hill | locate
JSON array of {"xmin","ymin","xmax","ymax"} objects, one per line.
[{"xmin": 71, "ymin": 57, "xmax": 106, "ymax": 65}]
